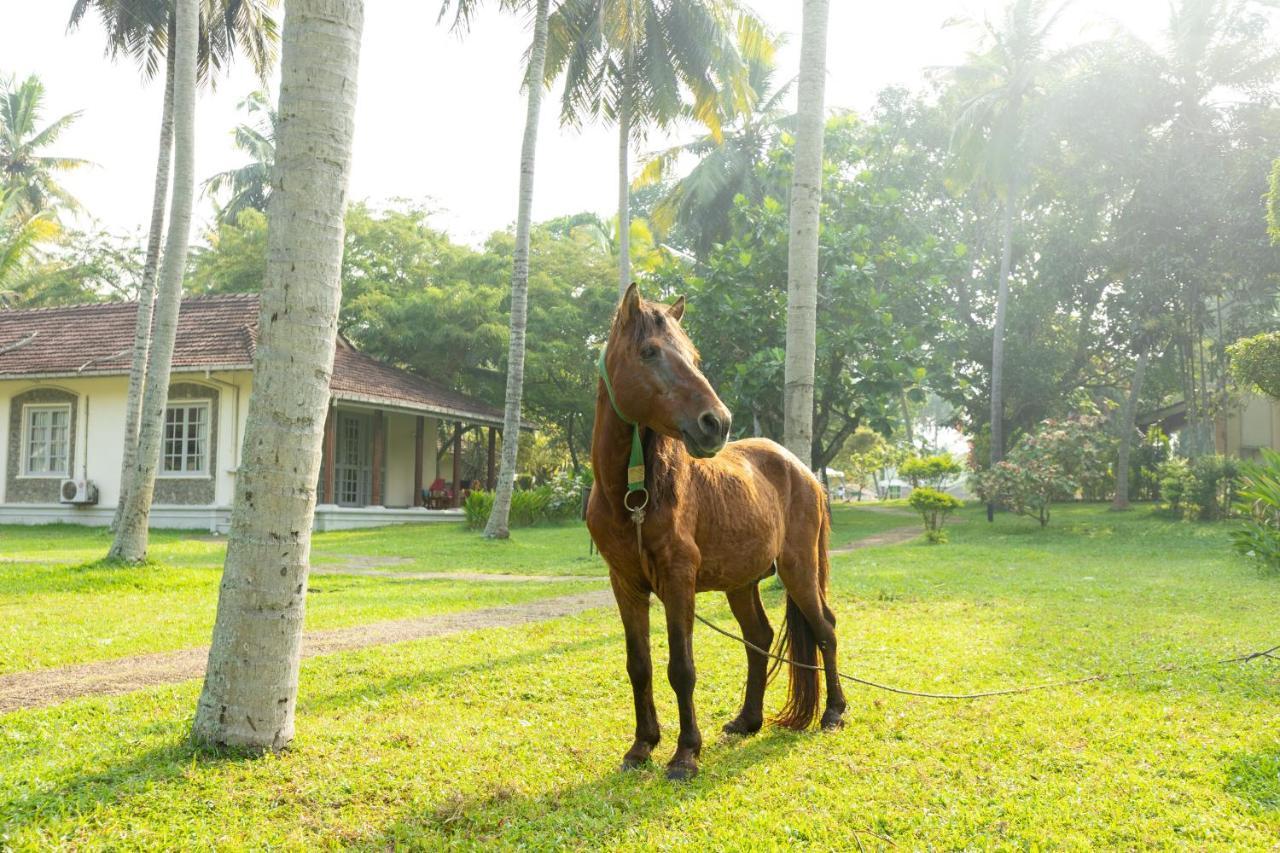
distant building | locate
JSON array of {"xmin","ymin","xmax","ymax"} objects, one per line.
[
  {"xmin": 0, "ymin": 294, "xmax": 510, "ymax": 531},
  {"xmin": 1139, "ymin": 394, "xmax": 1279, "ymax": 460}
]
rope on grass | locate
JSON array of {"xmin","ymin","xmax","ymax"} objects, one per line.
[{"xmin": 693, "ymin": 612, "xmax": 1280, "ymax": 700}]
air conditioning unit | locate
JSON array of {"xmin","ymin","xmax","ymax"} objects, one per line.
[{"xmin": 60, "ymin": 478, "xmax": 98, "ymax": 505}]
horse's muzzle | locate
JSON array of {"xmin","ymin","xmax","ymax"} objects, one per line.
[{"xmin": 681, "ymin": 408, "xmax": 731, "ymax": 458}]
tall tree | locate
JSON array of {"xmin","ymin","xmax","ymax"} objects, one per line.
[
  {"xmin": 546, "ymin": 0, "xmax": 758, "ymax": 294},
  {"xmin": 0, "ymin": 74, "xmax": 87, "ymax": 218},
  {"xmin": 193, "ymin": 0, "xmax": 364, "ymax": 750},
  {"xmin": 69, "ymin": 0, "xmax": 280, "ymax": 538},
  {"xmin": 439, "ymin": 0, "xmax": 553, "ymax": 538},
  {"xmin": 945, "ymin": 0, "xmax": 1073, "ymax": 512},
  {"xmin": 107, "ymin": 0, "xmax": 200, "ymax": 562},
  {"xmin": 782, "ymin": 0, "xmax": 829, "ymax": 466}
]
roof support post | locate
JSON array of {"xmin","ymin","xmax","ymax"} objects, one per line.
[
  {"xmin": 371, "ymin": 409, "xmax": 384, "ymax": 507},
  {"xmin": 486, "ymin": 426, "xmax": 497, "ymax": 491},
  {"xmin": 451, "ymin": 423, "xmax": 462, "ymax": 508},
  {"xmin": 414, "ymin": 415, "xmax": 425, "ymax": 507},
  {"xmin": 321, "ymin": 405, "xmax": 336, "ymax": 504}
]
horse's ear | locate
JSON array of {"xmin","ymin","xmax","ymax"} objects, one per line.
[
  {"xmin": 619, "ymin": 281, "xmax": 641, "ymax": 325},
  {"xmin": 667, "ymin": 296, "xmax": 686, "ymax": 322}
]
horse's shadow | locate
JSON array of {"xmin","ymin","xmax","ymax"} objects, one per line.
[{"xmin": 376, "ymin": 725, "xmax": 813, "ymax": 847}]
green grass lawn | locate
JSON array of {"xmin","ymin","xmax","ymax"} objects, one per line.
[{"xmin": 3, "ymin": 504, "xmax": 1278, "ymax": 847}]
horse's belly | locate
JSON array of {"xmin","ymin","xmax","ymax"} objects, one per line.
[{"xmin": 694, "ymin": 531, "xmax": 778, "ymax": 591}]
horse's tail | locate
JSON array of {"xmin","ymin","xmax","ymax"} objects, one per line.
[{"xmin": 771, "ymin": 494, "xmax": 832, "ymax": 731}]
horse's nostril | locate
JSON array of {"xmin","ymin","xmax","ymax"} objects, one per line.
[{"xmin": 699, "ymin": 411, "xmax": 721, "ymax": 438}]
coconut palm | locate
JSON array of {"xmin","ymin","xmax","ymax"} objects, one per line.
[
  {"xmin": 70, "ymin": 0, "xmax": 280, "ymax": 548},
  {"xmin": 545, "ymin": 0, "xmax": 764, "ymax": 294},
  {"xmin": 438, "ymin": 0, "xmax": 554, "ymax": 538},
  {"xmin": 108, "ymin": 0, "xmax": 201, "ymax": 562},
  {"xmin": 193, "ymin": 0, "xmax": 365, "ymax": 750},
  {"xmin": 204, "ymin": 89, "xmax": 276, "ymax": 223},
  {"xmin": 634, "ymin": 31, "xmax": 786, "ymax": 261},
  {"xmin": 0, "ymin": 75, "xmax": 87, "ymax": 219},
  {"xmin": 0, "ymin": 189, "xmax": 61, "ymax": 305},
  {"xmin": 944, "ymin": 0, "xmax": 1075, "ymax": 485},
  {"xmin": 782, "ymin": 0, "xmax": 829, "ymax": 466}
]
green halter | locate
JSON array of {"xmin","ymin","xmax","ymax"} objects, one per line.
[{"xmin": 597, "ymin": 343, "xmax": 648, "ymax": 513}]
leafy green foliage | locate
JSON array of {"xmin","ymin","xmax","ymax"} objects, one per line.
[
  {"xmin": 464, "ymin": 474, "xmax": 586, "ymax": 530},
  {"xmin": 1228, "ymin": 332, "xmax": 1280, "ymax": 400},
  {"xmin": 1158, "ymin": 455, "xmax": 1240, "ymax": 522},
  {"xmin": 1233, "ymin": 449, "xmax": 1280, "ymax": 574},
  {"xmin": 900, "ymin": 454, "xmax": 963, "ymax": 489},
  {"xmin": 908, "ymin": 487, "xmax": 962, "ymax": 543}
]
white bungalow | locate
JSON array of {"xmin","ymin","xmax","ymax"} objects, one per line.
[{"xmin": 0, "ymin": 294, "xmax": 509, "ymax": 532}]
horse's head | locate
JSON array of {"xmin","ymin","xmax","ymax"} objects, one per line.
[{"xmin": 603, "ymin": 283, "xmax": 732, "ymax": 459}]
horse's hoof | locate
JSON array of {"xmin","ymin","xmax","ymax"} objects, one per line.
[
  {"xmin": 665, "ymin": 762, "xmax": 698, "ymax": 782},
  {"xmin": 620, "ymin": 754, "xmax": 649, "ymax": 771},
  {"xmin": 722, "ymin": 716, "xmax": 763, "ymax": 736},
  {"xmin": 820, "ymin": 709, "xmax": 845, "ymax": 732}
]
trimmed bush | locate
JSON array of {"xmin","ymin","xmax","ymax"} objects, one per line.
[
  {"xmin": 463, "ymin": 470, "xmax": 590, "ymax": 530},
  {"xmin": 900, "ymin": 455, "xmax": 963, "ymax": 489},
  {"xmin": 1158, "ymin": 455, "xmax": 1239, "ymax": 521},
  {"xmin": 1233, "ymin": 449, "xmax": 1280, "ymax": 574},
  {"xmin": 1229, "ymin": 332, "xmax": 1280, "ymax": 400},
  {"xmin": 908, "ymin": 487, "xmax": 962, "ymax": 544}
]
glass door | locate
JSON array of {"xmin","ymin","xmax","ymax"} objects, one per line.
[{"xmin": 335, "ymin": 412, "xmax": 372, "ymax": 507}]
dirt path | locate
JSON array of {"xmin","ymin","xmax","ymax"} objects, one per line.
[
  {"xmin": 2, "ymin": 523, "xmax": 924, "ymax": 715},
  {"xmin": 830, "ymin": 525, "xmax": 921, "ymax": 553},
  {"xmin": 311, "ymin": 566, "xmax": 609, "ymax": 584},
  {"xmin": 0, "ymin": 590, "xmax": 614, "ymax": 715}
]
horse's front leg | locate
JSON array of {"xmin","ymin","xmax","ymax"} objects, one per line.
[
  {"xmin": 663, "ymin": 581, "xmax": 702, "ymax": 780},
  {"xmin": 612, "ymin": 579, "xmax": 660, "ymax": 769}
]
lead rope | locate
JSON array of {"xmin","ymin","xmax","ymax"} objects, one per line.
[{"xmin": 597, "ymin": 344, "xmax": 650, "ymax": 562}]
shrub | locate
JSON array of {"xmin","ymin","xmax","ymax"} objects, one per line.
[
  {"xmin": 1233, "ymin": 449, "xmax": 1280, "ymax": 574},
  {"xmin": 1159, "ymin": 455, "xmax": 1239, "ymax": 521},
  {"xmin": 1228, "ymin": 332, "xmax": 1280, "ymax": 400},
  {"xmin": 908, "ymin": 487, "xmax": 962, "ymax": 544},
  {"xmin": 900, "ymin": 454, "xmax": 963, "ymax": 489},
  {"xmin": 969, "ymin": 416, "xmax": 1109, "ymax": 527},
  {"xmin": 463, "ymin": 490, "xmax": 494, "ymax": 530}
]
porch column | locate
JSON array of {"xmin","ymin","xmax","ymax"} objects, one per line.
[
  {"xmin": 486, "ymin": 426, "xmax": 497, "ymax": 490},
  {"xmin": 321, "ymin": 406, "xmax": 336, "ymax": 504},
  {"xmin": 451, "ymin": 423, "xmax": 463, "ymax": 507},
  {"xmin": 414, "ymin": 416, "xmax": 425, "ymax": 506},
  {"xmin": 371, "ymin": 410, "xmax": 384, "ymax": 507}
]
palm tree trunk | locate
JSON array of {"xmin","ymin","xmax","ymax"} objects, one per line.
[
  {"xmin": 616, "ymin": 68, "xmax": 632, "ymax": 296},
  {"xmin": 987, "ymin": 188, "xmax": 1015, "ymax": 522},
  {"xmin": 108, "ymin": 0, "xmax": 198, "ymax": 562},
  {"xmin": 111, "ymin": 34, "xmax": 175, "ymax": 534},
  {"xmin": 1111, "ymin": 348, "xmax": 1149, "ymax": 511},
  {"xmin": 485, "ymin": 0, "xmax": 550, "ymax": 540},
  {"xmin": 192, "ymin": 0, "xmax": 364, "ymax": 750},
  {"xmin": 782, "ymin": 0, "xmax": 830, "ymax": 468}
]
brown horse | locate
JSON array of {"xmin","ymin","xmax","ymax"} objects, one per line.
[{"xmin": 587, "ymin": 283, "xmax": 845, "ymax": 781}]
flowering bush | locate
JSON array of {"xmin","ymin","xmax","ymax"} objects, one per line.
[{"xmin": 970, "ymin": 416, "xmax": 1109, "ymax": 527}]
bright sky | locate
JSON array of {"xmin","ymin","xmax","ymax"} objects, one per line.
[{"xmin": 4, "ymin": 1, "xmax": 1168, "ymax": 246}]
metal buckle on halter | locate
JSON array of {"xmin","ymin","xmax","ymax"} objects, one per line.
[{"xmin": 624, "ymin": 487, "xmax": 649, "ymax": 517}]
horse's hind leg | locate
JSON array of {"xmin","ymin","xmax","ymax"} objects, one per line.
[
  {"xmin": 723, "ymin": 582, "xmax": 773, "ymax": 735},
  {"xmin": 777, "ymin": 560, "xmax": 847, "ymax": 731}
]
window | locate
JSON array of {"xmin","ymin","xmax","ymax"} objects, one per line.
[
  {"xmin": 23, "ymin": 404, "xmax": 72, "ymax": 477},
  {"xmin": 162, "ymin": 402, "xmax": 209, "ymax": 476}
]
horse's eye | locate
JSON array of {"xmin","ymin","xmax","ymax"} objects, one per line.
[{"xmin": 640, "ymin": 345, "xmax": 659, "ymax": 359}]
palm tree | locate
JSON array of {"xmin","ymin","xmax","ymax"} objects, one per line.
[
  {"xmin": 0, "ymin": 75, "xmax": 87, "ymax": 219},
  {"xmin": 108, "ymin": 0, "xmax": 201, "ymax": 562},
  {"xmin": 944, "ymin": 0, "xmax": 1074, "ymax": 503},
  {"xmin": 0, "ymin": 189, "xmax": 61, "ymax": 305},
  {"xmin": 69, "ymin": 0, "xmax": 280, "ymax": 546},
  {"xmin": 437, "ymin": 0, "xmax": 553, "ymax": 538},
  {"xmin": 204, "ymin": 89, "xmax": 276, "ymax": 223},
  {"xmin": 545, "ymin": 0, "xmax": 762, "ymax": 295},
  {"xmin": 634, "ymin": 30, "xmax": 786, "ymax": 261},
  {"xmin": 782, "ymin": 0, "xmax": 830, "ymax": 466},
  {"xmin": 193, "ymin": 0, "xmax": 365, "ymax": 751}
]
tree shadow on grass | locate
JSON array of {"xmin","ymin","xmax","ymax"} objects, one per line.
[{"xmin": 376, "ymin": 725, "xmax": 812, "ymax": 849}]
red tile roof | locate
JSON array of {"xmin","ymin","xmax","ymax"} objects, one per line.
[{"xmin": 0, "ymin": 294, "xmax": 506, "ymax": 425}]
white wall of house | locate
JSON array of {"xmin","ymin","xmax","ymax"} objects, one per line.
[
  {"xmin": 1225, "ymin": 393, "xmax": 1280, "ymax": 460},
  {"xmin": 0, "ymin": 370, "xmax": 253, "ymax": 526}
]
